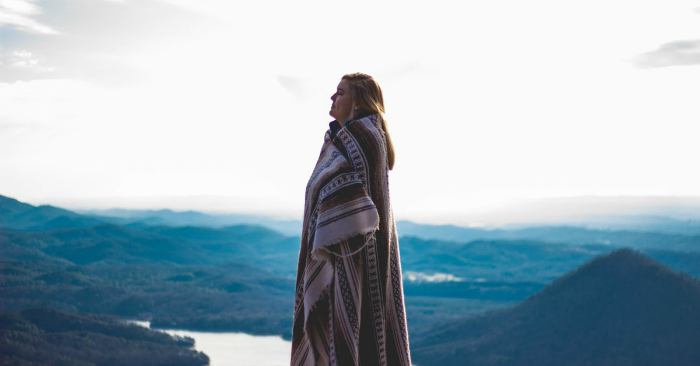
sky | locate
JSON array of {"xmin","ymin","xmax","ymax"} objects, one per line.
[{"xmin": 1, "ymin": 0, "xmax": 699, "ymax": 225}]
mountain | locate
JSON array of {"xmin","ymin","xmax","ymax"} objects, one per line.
[
  {"xmin": 399, "ymin": 236, "xmax": 700, "ymax": 283},
  {"xmin": 0, "ymin": 194, "xmax": 303, "ymax": 235},
  {"xmin": 411, "ymin": 249, "xmax": 700, "ymax": 366},
  {"xmin": 5, "ymin": 194, "xmax": 698, "ymax": 252},
  {"xmin": 0, "ymin": 308, "xmax": 208, "ymax": 365},
  {"xmin": 4, "ymin": 193, "xmax": 700, "ymax": 346},
  {"xmin": 396, "ymin": 220, "xmax": 700, "ymax": 252},
  {"xmin": 1, "ymin": 223, "xmax": 300, "ymax": 278},
  {"xmin": 79, "ymin": 207, "xmax": 303, "ymax": 236},
  {"xmin": 1, "ymin": 224, "xmax": 212, "ymax": 266},
  {"xmin": 571, "ymin": 214, "xmax": 700, "ymax": 235},
  {"xmin": 0, "ymin": 195, "xmax": 104, "ymax": 231},
  {"xmin": 0, "ymin": 199, "xmax": 300, "ymax": 338}
]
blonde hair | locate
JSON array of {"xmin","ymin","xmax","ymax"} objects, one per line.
[{"xmin": 341, "ymin": 73, "xmax": 396, "ymax": 170}]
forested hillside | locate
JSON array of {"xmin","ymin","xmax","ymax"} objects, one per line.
[
  {"xmin": 2, "ymin": 194, "xmax": 700, "ymax": 365},
  {"xmin": 0, "ymin": 308, "xmax": 208, "ymax": 366},
  {"xmin": 411, "ymin": 249, "xmax": 700, "ymax": 366}
]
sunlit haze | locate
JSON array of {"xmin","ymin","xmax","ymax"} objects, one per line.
[{"xmin": 2, "ymin": 0, "xmax": 699, "ymax": 226}]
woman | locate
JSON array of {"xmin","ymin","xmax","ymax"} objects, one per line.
[{"xmin": 291, "ymin": 73, "xmax": 412, "ymax": 366}]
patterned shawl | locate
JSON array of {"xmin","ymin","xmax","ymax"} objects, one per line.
[{"xmin": 291, "ymin": 114, "xmax": 412, "ymax": 366}]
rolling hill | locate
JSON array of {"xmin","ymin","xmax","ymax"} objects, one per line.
[
  {"xmin": 411, "ymin": 249, "xmax": 700, "ymax": 366},
  {"xmin": 0, "ymin": 195, "xmax": 104, "ymax": 231},
  {"xmin": 3, "ymin": 193, "xmax": 700, "ymax": 363},
  {"xmin": 0, "ymin": 308, "xmax": 208, "ymax": 366}
]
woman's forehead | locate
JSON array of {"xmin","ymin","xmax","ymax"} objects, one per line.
[{"xmin": 337, "ymin": 80, "xmax": 349, "ymax": 91}]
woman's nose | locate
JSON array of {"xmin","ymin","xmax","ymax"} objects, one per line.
[{"xmin": 331, "ymin": 93, "xmax": 337, "ymax": 101}]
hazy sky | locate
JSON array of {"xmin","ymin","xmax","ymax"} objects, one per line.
[{"xmin": 1, "ymin": 0, "xmax": 699, "ymax": 225}]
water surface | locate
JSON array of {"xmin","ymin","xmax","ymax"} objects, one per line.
[{"xmin": 130, "ymin": 321, "xmax": 291, "ymax": 366}]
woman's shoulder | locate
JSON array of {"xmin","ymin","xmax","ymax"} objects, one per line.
[
  {"xmin": 341, "ymin": 114, "xmax": 384, "ymax": 144},
  {"xmin": 352, "ymin": 113, "xmax": 381, "ymax": 129},
  {"xmin": 335, "ymin": 114, "xmax": 387, "ymax": 168}
]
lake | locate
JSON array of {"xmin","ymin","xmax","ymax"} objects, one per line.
[{"xmin": 129, "ymin": 321, "xmax": 291, "ymax": 366}]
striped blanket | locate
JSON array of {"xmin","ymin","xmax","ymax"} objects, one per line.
[{"xmin": 291, "ymin": 114, "xmax": 412, "ymax": 366}]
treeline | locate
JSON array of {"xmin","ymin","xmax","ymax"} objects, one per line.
[
  {"xmin": 0, "ymin": 308, "xmax": 208, "ymax": 366},
  {"xmin": 4, "ymin": 195, "xmax": 700, "ymax": 365},
  {"xmin": 398, "ymin": 236, "xmax": 700, "ymax": 283},
  {"xmin": 411, "ymin": 250, "xmax": 700, "ymax": 366},
  {"xmin": 3, "ymin": 227, "xmax": 700, "ymax": 341},
  {"xmin": 1, "ymin": 258, "xmax": 295, "ymax": 338}
]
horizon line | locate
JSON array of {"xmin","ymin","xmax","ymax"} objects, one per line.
[{"xmin": 5, "ymin": 193, "xmax": 700, "ymax": 227}]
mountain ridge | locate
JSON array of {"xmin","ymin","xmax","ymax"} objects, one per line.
[
  {"xmin": 411, "ymin": 249, "xmax": 700, "ymax": 366},
  {"xmin": 0, "ymin": 308, "xmax": 208, "ymax": 365},
  {"xmin": 4, "ymin": 194, "xmax": 699, "ymax": 252}
]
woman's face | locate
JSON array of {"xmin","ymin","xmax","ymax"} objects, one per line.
[{"xmin": 330, "ymin": 80, "xmax": 353, "ymax": 122}]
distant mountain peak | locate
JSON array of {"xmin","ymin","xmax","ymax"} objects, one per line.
[
  {"xmin": 412, "ymin": 249, "xmax": 700, "ymax": 366},
  {"xmin": 524, "ymin": 248, "xmax": 699, "ymax": 314},
  {"xmin": 1, "ymin": 194, "xmax": 104, "ymax": 231}
]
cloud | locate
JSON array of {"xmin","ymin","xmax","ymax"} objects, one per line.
[
  {"xmin": 635, "ymin": 39, "xmax": 700, "ymax": 68},
  {"xmin": 153, "ymin": 0, "xmax": 239, "ymax": 21},
  {"xmin": 0, "ymin": 0, "xmax": 57, "ymax": 34},
  {"xmin": 0, "ymin": 50, "xmax": 54, "ymax": 75},
  {"xmin": 277, "ymin": 75, "xmax": 309, "ymax": 99},
  {"xmin": 6, "ymin": 50, "xmax": 48, "ymax": 69}
]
